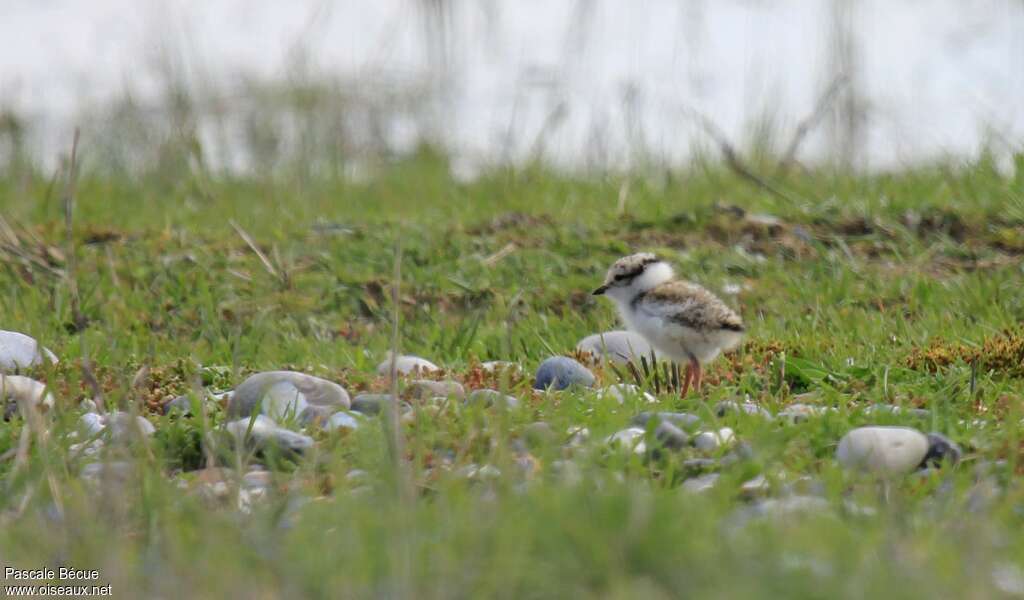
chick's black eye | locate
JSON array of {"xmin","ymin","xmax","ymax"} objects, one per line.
[{"xmin": 613, "ymin": 274, "xmax": 627, "ymax": 282}]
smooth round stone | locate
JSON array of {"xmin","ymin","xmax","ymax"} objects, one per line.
[
  {"xmin": 0, "ymin": 330, "xmax": 58, "ymax": 372},
  {"xmin": 693, "ymin": 428, "xmax": 736, "ymax": 451},
  {"xmin": 533, "ymin": 357, "xmax": 595, "ymax": 390},
  {"xmin": 1, "ymin": 374, "xmax": 55, "ymax": 417},
  {"xmin": 351, "ymin": 394, "xmax": 399, "ymax": 416},
  {"xmin": 105, "ymin": 412, "xmax": 156, "ymax": 441},
  {"xmin": 522, "ymin": 421, "xmax": 555, "ymax": 446},
  {"xmin": 376, "ymin": 353, "xmax": 439, "ymax": 376},
  {"xmin": 228, "ymin": 371, "xmax": 350, "ymax": 419},
  {"xmin": 299, "ymin": 404, "xmax": 338, "ymax": 425},
  {"xmin": 716, "ymin": 401, "xmax": 772, "ymax": 420},
  {"xmin": 739, "ymin": 474, "xmax": 770, "ymax": 498},
  {"xmin": 164, "ymin": 392, "xmax": 220, "ymax": 416},
  {"xmin": 921, "ymin": 432, "xmax": 963, "ymax": 467},
  {"xmin": 406, "ymin": 379, "xmax": 465, "ymax": 400},
  {"xmin": 324, "ymin": 411, "xmax": 363, "ymax": 432},
  {"xmin": 654, "ymin": 421, "xmax": 689, "ymax": 450},
  {"xmin": 836, "ymin": 426, "xmax": 929, "ymax": 476},
  {"xmin": 631, "ymin": 411, "xmax": 701, "ymax": 429},
  {"xmin": 466, "ymin": 389, "xmax": 520, "ymax": 409},
  {"xmin": 681, "ymin": 473, "xmax": 720, "ymax": 494},
  {"xmin": 605, "ymin": 427, "xmax": 646, "ymax": 454},
  {"xmin": 597, "ymin": 384, "xmax": 656, "ymax": 404},
  {"xmin": 575, "ymin": 330, "xmax": 655, "ymax": 365},
  {"xmin": 225, "ymin": 415, "xmax": 314, "ymax": 454}
]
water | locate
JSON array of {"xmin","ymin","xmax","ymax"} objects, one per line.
[{"xmin": 1, "ymin": 0, "xmax": 1021, "ymax": 173}]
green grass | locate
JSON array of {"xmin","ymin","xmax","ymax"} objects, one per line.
[{"xmin": 2, "ymin": 153, "xmax": 1024, "ymax": 598}]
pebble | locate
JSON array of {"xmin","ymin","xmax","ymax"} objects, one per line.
[
  {"xmin": 575, "ymin": 330, "xmax": 655, "ymax": 365},
  {"xmin": 605, "ymin": 427, "xmax": 646, "ymax": 454},
  {"xmin": 350, "ymin": 394, "xmax": 398, "ymax": 416},
  {"xmin": 406, "ymin": 379, "xmax": 465, "ymax": 400},
  {"xmin": 299, "ymin": 404, "xmax": 338, "ymax": 425},
  {"xmin": 566, "ymin": 426, "xmax": 590, "ymax": 446},
  {"xmin": 466, "ymin": 389, "xmax": 520, "ymax": 409},
  {"xmin": 597, "ymin": 384, "xmax": 656, "ymax": 404},
  {"xmin": 654, "ymin": 421, "xmax": 689, "ymax": 450},
  {"xmin": 376, "ymin": 352, "xmax": 439, "ymax": 376},
  {"xmin": 225, "ymin": 415, "xmax": 315, "ymax": 454},
  {"xmin": 1, "ymin": 374, "xmax": 55, "ymax": 418},
  {"xmin": 522, "ymin": 421, "xmax": 555, "ymax": 445},
  {"xmin": 164, "ymin": 391, "xmax": 220, "ymax": 416},
  {"xmin": 693, "ymin": 428, "xmax": 735, "ymax": 451},
  {"xmin": 682, "ymin": 458, "xmax": 717, "ymax": 471},
  {"xmin": 715, "ymin": 401, "xmax": 772, "ymax": 420},
  {"xmin": 0, "ymin": 330, "xmax": 58, "ymax": 372},
  {"xmin": 739, "ymin": 474, "xmax": 770, "ymax": 498},
  {"xmin": 228, "ymin": 371, "xmax": 350, "ymax": 419},
  {"xmin": 323, "ymin": 411, "xmax": 363, "ymax": 432},
  {"xmin": 681, "ymin": 473, "xmax": 720, "ymax": 494},
  {"xmin": 631, "ymin": 411, "xmax": 701, "ymax": 429},
  {"xmin": 78, "ymin": 411, "xmax": 155, "ymax": 442},
  {"xmin": 533, "ymin": 357, "xmax": 595, "ymax": 390},
  {"xmin": 836, "ymin": 426, "xmax": 930, "ymax": 476},
  {"xmin": 106, "ymin": 411, "xmax": 156, "ymax": 440}
]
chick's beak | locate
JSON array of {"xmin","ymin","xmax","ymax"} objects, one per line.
[{"xmin": 592, "ymin": 284, "xmax": 609, "ymax": 296}]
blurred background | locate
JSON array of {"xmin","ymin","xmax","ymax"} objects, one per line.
[{"xmin": 0, "ymin": 0, "xmax": 1021, "ymax": 179}]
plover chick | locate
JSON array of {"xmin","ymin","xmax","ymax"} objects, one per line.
[{"xmin": 592, "ymin": 253, "xmax": 744, "ymax": 396}]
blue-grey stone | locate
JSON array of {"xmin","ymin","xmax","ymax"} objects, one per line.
[{"xmin": 533, "ymin": 357, "xmax": 595, "ymax": 390}]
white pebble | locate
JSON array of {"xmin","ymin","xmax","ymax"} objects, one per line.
[{"xmin": 836, "ymin": 426, "xmax": 929, "ymax": 476}]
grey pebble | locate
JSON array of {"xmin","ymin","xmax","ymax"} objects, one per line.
[
  {"xmin": 406, "ymin": 379, "xmax": 465, "ymax": 400},
  {"xmin": 533, "ymin": 357, "xmax": 595, "ymax": 390},
  {"xmin": 225, "ymin": 415, "xmax": 314, "ymax": 454},
  {"xmin": 351, "ymin": 394, "xmax": 398, "ymax": 416},
  {"xmin": 693, "ymin": 428, "xmax": 735, "ymax": 451},
  {"xmin": 228, "ymin": 371, "xmax": 350, "ymax": 419},
  {"xmin": 681, "ymin": 473, "xmax": 720, "ymax": 494},
  {"xmin": 466, "ymin": 389, "xmax": 520, "ymax": 409},
  {"xmin": 654, "ymin": 421, "xmax": 689, "ymax": 450},
  {"xmin": 0, "ymin": 330, "xmax": 58, "ymax": 372},
  {"xmin": 376, "ymin": 352, "xmax": 439, "ymax": 376},
  {"xmin": 716, "ymin": 401, "xmax": 772, "ymax": 420},
  {"xmin": 323, "ymin": 411, "xmax": 363, "ymax": 432}
]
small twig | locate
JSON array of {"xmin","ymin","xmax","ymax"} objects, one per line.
[
  {"xmin": 62, "ymin": 128, "xmax": 87, "ymax": 331},
  {"xmin": 777, "ymin": 75, "xmax": 849, "ymax": 174},
  {"xmin": 80, "ymin": 358, "xmax": 106, "ymax": 415},
  {"xmin": 481, "ymin": 243, "xmax": 517, "ymax": 267},
  {"xmin": 229, "ymin": 219, "xmax": 278, "ymax": 279},
  {"xmin": 682, "ymin": 106, "xmax": 799, "ymax": 203}
]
